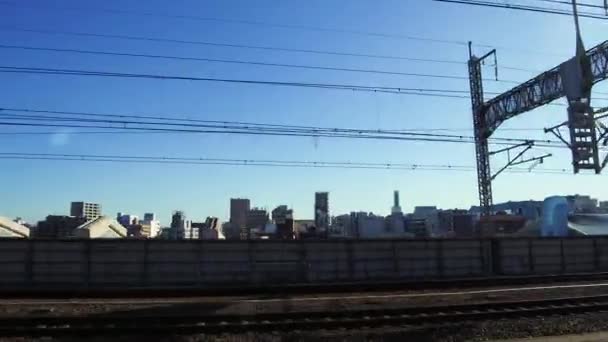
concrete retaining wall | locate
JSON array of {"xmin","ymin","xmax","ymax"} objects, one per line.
[{"xmin": 0, "ymin": 237, "xmax": 604, "ymax": 289}]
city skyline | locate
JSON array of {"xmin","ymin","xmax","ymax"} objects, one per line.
[
  {"xmin": 1, "ymin": 1, "xmax": 607, "ymax": 225},
  {"xmin": 6, "ymin": 191, "xmax": 606, "ymax": 228}
]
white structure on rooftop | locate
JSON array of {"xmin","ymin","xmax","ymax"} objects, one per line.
[
  {"xmin": 73, "ymin": 216, "xmax": 127, "ymax": 238},
  {"xmin": 0, "ymin": 217, "xmax": 29, "ymax": 238}
]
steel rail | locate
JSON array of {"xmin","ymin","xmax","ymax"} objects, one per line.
[{"xmin": 3, "ymin": 294, "xmax": 608, "ymax": 336}]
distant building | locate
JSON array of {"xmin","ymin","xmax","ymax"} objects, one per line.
[
  {"xmin": 294, "ymin": 219, "xmax": 315, "ymax": 238},
  {"xmin": 117, "ymin": 213, "xmax": 139, "ymax": 227},
  {"xmin": 221, "ymin": 222, "xmax": 241, "ymax": 240},
  {"xmin": 387, "ymin": 213, "xmax": 405, "ymax": 236},
  {"xmin": 202, "ymin": 217, "xmax": 220, "ymax": 239},
  {"xmin": 387, "ymin": 190, "xmax": 405, "ymax": 235},
  {"xmin": 170, "ymin": 211, "xmax": 194, "ymax": 239},
  {"xmin": 245, "ymin": 208, "xmax": 269, "ymax": 239},
  {"xmin": 230, "ymin": 198, "xmax": 250, "ymax": 233},
  {"xmin": 330, "ymin": 214, "xmax": 353, "ymax": 238},
  {"xmin": 470, "ymin": 200, "xmax": 542, "ymax": 220},
  {"xmin": 404, "ymin": 217, "xmax": 429, "ymax": 238},
  {"xmin": 271, "ymin": 205, "xmax": 294, "ymax": 239},
  {"xmin": 600, "ymin": 201, "xmax": 608, "ymax": 213},
  {"xmin": 355, "ymin": 212, "xmax": 387, "ymax": 238},
  {"xmin": 191, "ymin": 217, "xmax": 220, "ymax": 240},
  {"xmin": 391, "ymin": 190, "xmax": 402, "ymax": 214},
  {"xmin": 141, "ymin": 213, "xmax": 161, "ymax": 238},
  {"xmin": 412, "ymin": 206, "xmax": 440, "ymax": 237},
  {"xmin": 439, "ymin": 209, "xmax": 474, "ymax": 237},
  {"xmin": 70, "ymin": 202, "xmax": 101, "ymax": 220},
  {"xmin": 568, "ymin": 195, "xmax": 599, "ymax": 213},
  {"xmin": 315, "ymin": 192, "xmax": 329, "ymax": 231},
  {"xmin": 143, "ymin": 213, "xmax": 156, "ymax": 221},
  {"xmin": 35, "ymin": 215, "xmax": 87, "ymax": 238}
]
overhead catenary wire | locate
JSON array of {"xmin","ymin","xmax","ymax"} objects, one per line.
[
  {"xmin": 4, "ymin": 66, "xmax": 608, "ymax": 101},
  {"xmin": 527, "ymin": 0, "xmax": 607, "ymax": 10},
  {"xmin": 0, "ymin": 107, "xmax": 549, "ymax": 132},
  {"xmin": 0, "ymin": 26, "xmax": 555, "ymax": 71},
  {"xmin": 432, "ymin": 0, "xmax": 608, "ymax": 19},
  {"xmin": 0, "ymin": 66, "xmax": 474, "ymax": 98},
  {"xmin": 0, "ymin": 152, "xmax": 585, "ymax": 175},
  {"xmin": 0, "ymin": 44, "xmax": 521, "ymax": 83},
  {"xmin": 0, "ymin": 108, "xmax": 569, "ymax": 143},
  {"xmin": 0, "ymin": 26, "xmax": 469, "ymax": 64},
  {"xmin": 0, "ymin": 1, "xmax": 475, "ymax": 46},
  {"xmin": 0, "ymin": 1, "xmax": 589, "ymax": 58},
  {"xmin": 0, "ymin": 109, "xmax": 585, "ymax": 149}
]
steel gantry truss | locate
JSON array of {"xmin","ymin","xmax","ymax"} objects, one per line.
[{"xmin": 468, "ymin": 38, "xmax": 608, "ymax": 215}]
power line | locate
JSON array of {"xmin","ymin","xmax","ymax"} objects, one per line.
[
  {"xmin": 0, "ymin": 26, "xmax": 467, "ymax": 64},
  {"xmin": 0, "ymin": 65, "xmax": 474, "ymax": 98},
  {"xmin": 0, "ymin": 107, "xmax": 565, "ymax": 143},
  {"xmin": 0, "ymin": 106, "xmax": 549, "ymax": 135},
  {"xmin": 0, "ymin": 26, "xmax": 561, "ymax": 68},
  {"xmin": 0, "ymin": 1, "xmax": 475, "ymax": 46},
  {"xmin": 0, "ymin": 108, "xmax": 579, "ymax": 149},
  {"xmin": 0, "ymin": 127, "xmax": 549, "ymax": 135},
  {"xmin": 0, "ymin": 44, "xmax": 504, "ymax": 82},
  {"xmin": 4, "ymin": 66, "xmax": 608, "ymax": 100},
  {"xmin": 0, "ymin": 152, "xmax": 583, "ymax": 175},
  {"xmin": 527, "ymin": 0, "xmax": 607, "ymax": 10},
  {"xmin": 432, "ymin": 0, "xmax": 608, "ymax": 19}
]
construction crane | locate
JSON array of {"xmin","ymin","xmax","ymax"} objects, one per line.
[{"xmin": 468, "ymin": 0, "xmax": 608, "ymax": 215}]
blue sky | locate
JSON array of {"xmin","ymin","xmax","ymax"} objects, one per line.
[{"xmin": 0, "ymin": 0, "xmax": 606, "ymax": 225}]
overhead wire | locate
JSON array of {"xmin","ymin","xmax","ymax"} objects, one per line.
[
  {"xmin": 4, "ymin": 66, "xmax": 608, "ymax": 101},
  {"xmin": 0, "ymin": 108, "xmax": 585, "ymax": 149},
  {"xmin": 0, "ymin": 152, "xmax": 586, "ymax": 175},
  {"xmin": 0, "ymin": 26, "xmax": 560, "ymax": 70},
  {"xmin": 0, "ymin": 1, "xmax": 475, "ymax": 46},
  {"xmin": 0, "ymin": 65, "xmax": 475, "ymax": 98},
  {"xmin": 0, "ymin": 44, "xmax": 521, "ymax": 83},
  {"xmin": 432, "ymin": 0, "xmax": 608, "ymax": 19},
  {"xmin": 527, "ymin": 0, "xmax": 607, "ymax": 10},
  {"xmin": 0, "ymin": 26, "xmax": 468, "ymax": 64},
  {"xmin": 0, "ymin": 0, "xmax": 592, "ymax": 58},
  {"xmin": 0, "ymin": 106, "xmax": 547, "ymax": 132}
]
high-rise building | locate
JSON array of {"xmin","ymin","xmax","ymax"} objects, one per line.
[
  {"xmin": 245, "ymin": 208, "xmax": 269, "ymax": 239},
  {"xmin": 388, "ymin": 190, "xmax": 405, "ymax": 235},
  {"xmin": 391, "ymin": 190, "xmax": 402, "ymax": 214},
  {"xmin": 272, "ymin": 205, "xmax": 294, "ymax": 239},
  {"xmin": 70, "ymin": 202, "xmax": 101, "ymax": 220},
  {"xmin": 314, "ymin": 192, "xmax": 329, "ymax": 231},
  {"xmin": 143, "ymin": 213, "xmax": 156, "ymax": 221},
  {"xmin": 230, "ymin": 198, "xmax": 250, "ymax": 231},
  {"xmin": 171, "ymin": 210, "xmax": 195, "ymax": 239},
  {"xmin": 141, "ymin": 212, "xmax": 161, "ymax": 238}
]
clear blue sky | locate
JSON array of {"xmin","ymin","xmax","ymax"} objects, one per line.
[{"xmin": 0, "ymin": 0, "xmax": 606, "ymax": 225}]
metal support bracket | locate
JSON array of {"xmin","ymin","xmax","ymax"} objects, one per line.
[
  {"xmin": 489, "ymin": 141, "xmax": 552, "ymax": 180},
  {"xmin": 544, "ymin": 106, "xmax": 608, "ymax": 172}
]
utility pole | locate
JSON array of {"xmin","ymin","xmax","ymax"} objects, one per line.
[{"xmin": 468, "ymin": 44, "xmax": 495, "ymax": 216}]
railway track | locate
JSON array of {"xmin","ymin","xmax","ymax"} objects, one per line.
[
  {"xmin": 5, "ymin": 272, "xmax": 608, "ymax": 299},
  {"xmin": 4, "ymin": 294, "xmax": 608, "ymax": 336}
]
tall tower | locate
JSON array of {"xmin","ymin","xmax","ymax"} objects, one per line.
[
  {"xmin": 314, "ymin": 192, "xmax": 329, "ymax": 231},
  {"xmin": 391, "ymin": 190, "xmax": 402, "ymax": 214}
]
